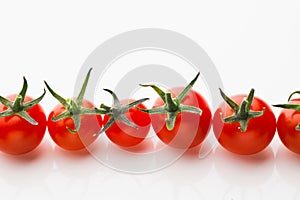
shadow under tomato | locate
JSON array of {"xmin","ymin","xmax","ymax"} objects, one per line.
[
  {"xmin": 0, "ymin": 138, "xmax": 54, "ymax": 197},
  {"xmin": 112, "ymin": 138, "xmax": 155, "ymax": 153},
  {"xmin": 275, "ymin": 145, "xmax": 300, "ymax": 187},
  {"xmin": 87, "ymin": 133, "xmax": 198, "ymax": 174},
  {"xmin": 89, "ymin": 137, "xmax": 159, "ymax": 173},
  {"xmin": 53, "ymin": 145, "xmax": 92, "ymax": 159},
  {"xmin": 160, "ymin": 141, "xmax": 213, "ymax": 179},
  {"xmin": 180, "ymin": 139, "xmax": 215, "ymax": 160},
  {"xmin": 0, "ymin": 140, "xmax": 49, "ymax": 163},
  {"xmin": 52, "ymin": 143, "xmax": 110, "ymax": 177},
  {"xmin": 213, "ymin": 146, "xmax": 275, "ymax": 187},
  {"xmin": 37, "ymin": 139, "xmax": 112, "ymax": 200},
  {"xmin": 143, "ymin": 142, "xmax": 213, "ymax": 200}
]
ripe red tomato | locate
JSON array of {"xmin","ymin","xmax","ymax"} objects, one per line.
[
  {"xmin": 104, "ymin": 99, "xmax": 151, "ymax": 148},
  {"xmin": 151, "ymin": 87, "xmax": 212, "ymax": 149},
  {"xmin": 276, "ymin": 99, "xmax": 300, "ymax": 154},
  {"xmin": 47, "ymin": 100, "xmax": 102, "ymax": 151},
  {"xmin": 0, "ymin": 95, "xmax": 46, "ymax": 155},
  {"xmin": 213, "ymin": 92, "xmax": 276, "ymax": 155}
]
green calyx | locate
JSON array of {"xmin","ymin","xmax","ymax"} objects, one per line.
[
  {"xmin": 273, "ymin": 90, "xmax": 300, "ymax": 131},
  {"xmin": 220, "ymin": 88, "xmax": 265, "ymax": 132},
  {"xmin": 0, "ymin": 77, "xmax": 46, "ymax": 125},
  {"xmin": 45, "ymin": 68, "xmax": 105, "ymax": 134},
  {"xmin": 138, "ymin": 72, "xmax": 203, "ymax": 131},
  {"xmin": 94, "ymin": 89, "xmax": 149, "ymax": 136}
]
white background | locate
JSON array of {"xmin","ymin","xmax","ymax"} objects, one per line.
[{"xmin": 0, "ymin": 0, "xmax": 300, "ymax": 199}]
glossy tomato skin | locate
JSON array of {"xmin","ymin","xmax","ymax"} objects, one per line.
[
  {"xmin": 47, "ymin": 100, "xmax": 102, "ymax": 151},
  {"xmin": 104, "ymin": 99, "xmax": 151, "ymax": 148},
  {"xmin": 0, "ymin": 95, "xmax": 47, "ymax": 155},
  {"xmin": 277, "ymin": 99, "xmax": 300, "ymax": 154},
  {"xmin": 151, "ymin": 87, "xmax": 212, "ymax": 149},
  {"xmin": 213, "ymin": 95, "xmax": 276, "ymax": 155}
]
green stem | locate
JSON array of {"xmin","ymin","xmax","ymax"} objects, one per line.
[
  {"xmin": 139, "ymin": 84, "xmax": 166, "ymax": 103},
  {"xmin": 220, "ymin": 88, "xmax": 264, "ymax": 132},
  {"xmin": 0, "ymin": 77, "xmax": 46, "ymax": 125},
  {"xmin": 219, "ymin": 88, "xmax": 239, "ymax": 114},
  {"xmin": 166, "ymin": 112, "xmax": 178, "ymax": 131},
  {"xmin": 45, "ymin": 67, "xmax": 104, "ymax": 134},
  {"xmin": 12, "ymin": 95, "xmax": 23, "ymax": 112},
  {"xmin": 95, "ymin": 89, "xmax": 149, "ymax": 135},
  {"xmin": 239, "ymin": 100, "xmax": 248, "ymax": 119},
  {"xmin": 76, "ymin": 68, "xmax": 92, "ymax": 105},
  {"xmin": 273, "ymin": 89, "xmax": 300, "ymax": 131},
  {"xmin": 100, "ymin": 104, "xmax": 111, "ymax": 111},
  {"xmin": 288, "ymin": 90, "xmax": 300, "ymax": 101},
  {"xmin": 177, "ymin": 72, "xmax": 200, "ymax": 103},
  {"xmin": 19, "ymin": 77, "xmax": 28, "ymax": 102},
  {"xmin": 273, "ymin": 103, "xmax": 300, "ymax": 112},
  {"xmin": 165, "ymin": 93, "xmax": 178, "ymax": 112},
  {"xmin": 139, "ymin": 72, "xmax": 202, "ymax": 131}
]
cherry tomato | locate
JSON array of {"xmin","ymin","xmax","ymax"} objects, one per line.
[
  {"xmin": 45, "ymin": 68, "xmax": 103, "ymax": 151},
  {"xmin": 104, "ymin": 99, "xmax": 151, "ymax": 148},
  {"xmin": 276, "ymin": 99, "xmax": 300, "ymax": 154},
  {"xmin": 151, "ymin": 87, "xmax": 212, "ymax": 149},
  {"xmin": 47, "ymin": 100, "xmax": 102, "ymax": 151},
  {"xmin": 213, "ymin": 90, "xmax": 276, "ymax": 155},
  {"xmin": 0, "ymin": 95, "xmax": 46, "ymax": 155}
]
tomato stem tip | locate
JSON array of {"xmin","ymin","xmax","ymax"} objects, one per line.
[
  {"xmin": 273, "ymin": 90, "xmax": 300, "ymax": 131},
  {"xmin": 45, "ymin": 68, "xmax": 105, "ymax": 133},
  {"xmin": 0, "ymin": 77, "xmax": 46, "ymax": 125},
  {"xmin": 95, "ymin": 89, "xmax": 149, "ymax": 135},
  {"xmin": 220, "ymin": 88, "xmax": 264, "ymax": 132},
  {"xmin": 139, "ymin": 72, "xmax": 202, "ymax": 131}
]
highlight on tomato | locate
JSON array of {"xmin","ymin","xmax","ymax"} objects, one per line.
[
  {"xmin": 0, "ymin": 77, "xmax": 47, "ymax": 155},
  {"xmin": 273, "ymin": 90, "xmax": 300, "ymax": 154},
  {"xmin": 138, "ymin": 72, "xmax": 212, "ymax": 149},
  {"xmin": 45, "ymin": 68, "xmax": 104, "ymax": 151},
  {"xmin": 94, "ymin": 89, "xmax": 150, "ymax": 148},
  {"xmin": 213, "ymin": 88, "xmax": 276, "ymax": 155}
]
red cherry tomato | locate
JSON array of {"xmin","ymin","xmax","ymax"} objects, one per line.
[
  {"xmin": 277, "ymin": 99, "xmax": 300, "ymax": 154},
  {"xmin": 47, "ymin": 100, "xmax": 102, "ymax": 151},
  {"xmin": 213, "ymin": 94, "xmax": 276, "ymax": 155},
  {"xmin": 104, "ymin": 99, "xmax": 151, "ymax": 148},
  {"xmin": 151, "ymin": 87, "xmax": 212, "ymax": 149},
  {"xmin": 0, "ymin": 95, "xmax": 46, "ymax": 155}
]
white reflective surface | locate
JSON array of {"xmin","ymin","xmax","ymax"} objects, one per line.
[{"xmin": 0, "ymin": 0, "xmax": 300, "ymax": 199}]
